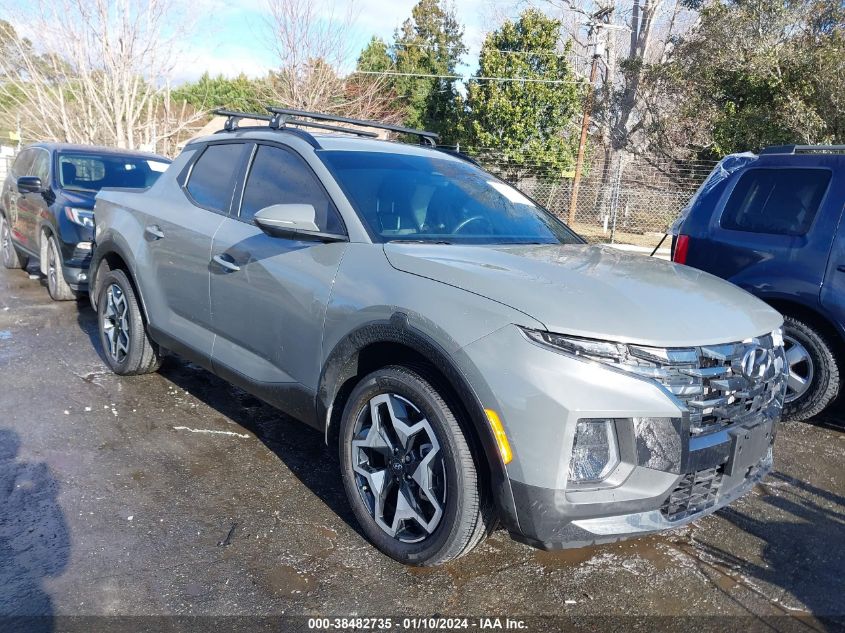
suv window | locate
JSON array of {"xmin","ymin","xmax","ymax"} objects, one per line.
[
  {"xmin": 58, "ymin": 153, "xmax": 169, "ymax": 191},
  {"xmin": 29, "ymin": 149, "xmax": 50, "ymax": 182},
  {"xmin": 12, "ymin": 149, "xmax": 35, "ymax": 177},
  {"xmin": 240, "ymin": 144, "xmax": 343, "ymax": 233},
  {"xmin": 720, "ymin": 168, "xmax": 831, "ymax": 236},
  {"xmin": 186, "ymin": 143, "xmax": 246, "ymax": 213}
]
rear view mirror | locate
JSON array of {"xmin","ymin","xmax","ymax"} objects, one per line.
[
  {"xmin": 253, "ymin": 204, "xmax": 346, "ymax": 243},
  {"xmin": 17, "ymin": 176, "xmax": 43, "ymax": 194}
]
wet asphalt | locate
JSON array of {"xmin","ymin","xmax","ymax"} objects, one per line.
[{"xmin": 0, "ymin": 262, "xmax": 843, "ymax": 624}]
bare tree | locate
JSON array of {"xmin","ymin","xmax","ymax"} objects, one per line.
[
  {"xmin": 0, "ymin": 0, "xmax": 204, "ymax": 154},
  {"xmin": 538, "ymin": 0, "xmax": 697, "ymax": 157},
  {"xmin": 262, "ymin": 0, "xmax": 401, "ymax": 121}
]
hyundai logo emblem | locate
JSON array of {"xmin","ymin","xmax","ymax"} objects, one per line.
[{"xmin": 741, "ymin": 346, "xmax": 772, "ymax": 379}]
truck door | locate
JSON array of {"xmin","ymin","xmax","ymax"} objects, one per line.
[
  {"xmin": 141, "ymin": 141, "xmax": 249, "ymax": 360},
  {"xmin": 209, "ymin": 142, "xmax": 347, "ymax": 404}
]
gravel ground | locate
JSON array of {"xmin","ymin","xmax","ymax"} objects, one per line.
[{"xmin": 0, "ymin": 262, "xmax": 842, "ymax": 630}]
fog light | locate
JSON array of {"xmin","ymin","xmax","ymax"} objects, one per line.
[
  {"xmin": 568, "ymin": 419, "xmax": 620, "ymax": 483},
  {"xmin": 77, "ymin": 272, "xmax": 87, "ymax": 281}
]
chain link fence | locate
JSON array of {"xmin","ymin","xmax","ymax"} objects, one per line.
[{"xmin": 469, "ymin": 150, "xmax": 718, "ymax": 253}]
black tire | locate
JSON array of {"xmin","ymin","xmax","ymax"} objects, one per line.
[
  {"xmin": 96, "ymin": 268, "xmax": 161, "ymax": 375},
  {"xmin": 1, "ymin": 214, "xmax": 27, "ymax": 270},
  {"xmin": 339, "ymin": 365, "xmax": 492, "ymax": 566},
  {"xmin": 45, "ymin": 235, "xmax": 77, "ymax": 301},
  {"xmin": 782, "ymin": 314, "xmax": 841, "ymax": 421}
]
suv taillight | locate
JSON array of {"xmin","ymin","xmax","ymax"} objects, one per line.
[{"xmin": 673, "ymin": 234, "xmax": 690, "ymax": 265}]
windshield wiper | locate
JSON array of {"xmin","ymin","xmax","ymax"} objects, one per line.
[
  {"xmin": 62, "ymin": 186, "xmax": 97, "ymax": 193},
  {"xmin": 389, "ymin": 239, "xmax": 453, "ymax": 245}
]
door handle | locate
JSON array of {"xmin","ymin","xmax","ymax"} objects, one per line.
[
  {"xmin": 837, "ymin": 265, "xmax": 845, "ymax": 273},
  {"xmin": 145, "ymin": 225, "xmax": 165, "ymax": 240},
  {"xmin": 212, "ymin": 254, "xmax": 240, "ymax": 272}
]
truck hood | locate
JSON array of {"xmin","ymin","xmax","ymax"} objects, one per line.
[{"xmin": 384, "ymin": 243, "xmax": 783, "ymax": 347}]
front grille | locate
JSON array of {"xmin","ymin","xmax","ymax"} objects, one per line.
[
  {"xmin": 661, "ymin": 466, "xmax": 724, "ymax": 521},
  {"xmin": 628, "ymin": 334, "xmax": 787, "ymax": 436}
]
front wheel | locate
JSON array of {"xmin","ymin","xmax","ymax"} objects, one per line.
[
  {"xmin": 782, "ymin": 315, "xmax": 841, "ymax": 421},
  {"xmin": 339, "ymin": 365, "xmax": 492, "ymax": 566},
  {"xmin": 45, "ymin": 235, "xmax": 76, "ymax": 301},
  {"xmin": 96, "ymin": 268, "xmax": 161, "ymax": 375}
]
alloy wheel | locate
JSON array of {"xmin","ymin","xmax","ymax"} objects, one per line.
[
  {"xmin": 783, "ymin": 334, "xmax": 814, "ymax": 403},
  {"xmin": 102, "ymin": 283, "xmax": 130, "ymax": 363},
  {"xmin": 1, "ymin": 219, "xmax": 10, "ymax": 266},
  {"xmin": 351, "ymin": 393, "xmax": 446, "ymax": 543},
  {"xmin": 47, "ymin": 240, "xmax": 58, "ymax": 294}
]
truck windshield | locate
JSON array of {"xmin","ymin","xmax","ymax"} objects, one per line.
[
  {"xmin": 318, "ymin": 150, "xmax": 582, "ymax": 244},
  {"xmin": 58, "ymin": 152, "xmax": 170, "ymax": 192}
]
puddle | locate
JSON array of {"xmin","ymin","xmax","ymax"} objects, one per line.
[
  {"xmin": 0, "ymin": 330, "xmax": 11, "ymax": 340},
  {"xmin": 263, "ymin": 564, "xmax": 312, "ymax": 595},
  {"xmin": 535, "ymin": 534, "xmax": 683, "ymax": 572}
]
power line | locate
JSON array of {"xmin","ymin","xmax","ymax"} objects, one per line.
[
  {"xmin": 391, "ymin": 41, "xmax": 579, "ymax": 59},
  {"xmin": 352, "ymin": 70, "xmax": 582, "ymax": 85}
]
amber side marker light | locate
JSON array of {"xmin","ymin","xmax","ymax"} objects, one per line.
[{"xmin": 485, "ymin": 409, "xmax": 513, "ymax": 465}]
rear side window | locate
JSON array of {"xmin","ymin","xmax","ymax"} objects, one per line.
[
  {"xmin": 239, "ymin": 144, "xmax": 343, "ymax": 233},
  {"xmin": 186, "ymin": 143, "xmax": 246, "ymax": 213},
  {"xmin": 720, "ymin": 168, "xmax": 831, "ymax": 236}
]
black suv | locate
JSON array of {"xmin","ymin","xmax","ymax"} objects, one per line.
[
  {"xmin": 672, "ymin": 145, "xmax": 845, "ymax": 421},
  {"xmin": 0, "ymin": 143, "xmax": 170, "ymax": 300}
]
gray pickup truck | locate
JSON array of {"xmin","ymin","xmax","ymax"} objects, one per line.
[{"xmin": 89, "ymin": 109, "xmax": 787, "ymax": 566}]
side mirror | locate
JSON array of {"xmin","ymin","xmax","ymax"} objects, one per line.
[
  {"xmin": 17, "ymin": 176, "xmax": 43, "ymax": 194},
  {"xmin": 253, "ymin": 204, "xmax": 346, "ymax": 243}
]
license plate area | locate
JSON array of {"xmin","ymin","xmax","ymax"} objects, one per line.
[{"xmin": 725, "ymin": 420, "xmax": 773, "ymax": 477}]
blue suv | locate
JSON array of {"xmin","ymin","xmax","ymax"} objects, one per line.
[
  {"xmin": 672, "ymin": 145, "xmax": 845, "ymax": 421},
  {"xmin": 0, "ymin": 143, "xmax": 170, "ymax": 300}
]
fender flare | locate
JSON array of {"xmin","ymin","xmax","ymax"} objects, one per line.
[
  {"xmin": 88, "ymin": 234, "xmax": 148, "ymax": 320},
  {"xmin": 318, "ymin": 313, "xmax": 520, "ymax": 531}
]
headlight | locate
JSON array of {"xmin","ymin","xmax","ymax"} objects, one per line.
[
  {"xmin": 569, "ymin": 419, "xmax": 620, "ymax": 483},
  {"xmin": 65, "ymin": 207, "xmax": 94, "ymax": 228},
  {"xmin": 522, "ymin": 330, "xmax": 627, "ymax": 361}
]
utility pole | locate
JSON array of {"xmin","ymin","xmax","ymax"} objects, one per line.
[{"xmin": 567, "ymin": 7, "xmax": 613, "ymax": 226}]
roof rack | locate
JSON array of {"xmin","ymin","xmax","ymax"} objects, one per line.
[
  {"xmin": 760, "ymin": 144, "xmax": 845, "ymax": 155},
  {"xmin": 213, "ymin": 109, "xmax": 379, "ymax": 138},
  {"xmin": 266, "ymin": 107, "xmax": 439, "ymax": 146}
]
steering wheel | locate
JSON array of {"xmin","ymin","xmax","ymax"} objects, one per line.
[{"xmin": 453, "ymin": 215, "xmax": 492, "ymax": 235}]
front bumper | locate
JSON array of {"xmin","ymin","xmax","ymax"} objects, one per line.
[
  {"xmin": 61, "ymin": 245, "xmax": 92, "ymax": 292},
  {"xmin": 510, "ymin": 445, "xmax": 772, "ymax": 550},
  {"xmin": 454, "ymin": 324, "xmax": 783, "ymax": 549}
]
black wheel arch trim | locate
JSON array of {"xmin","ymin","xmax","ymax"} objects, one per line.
[
  {"xmin": 89, "ymin": 235, "xmax": 149, "ymax": 322},
  {"xmin": 318, "ymin": 313, "xmax": 521, "ymax": 533}
]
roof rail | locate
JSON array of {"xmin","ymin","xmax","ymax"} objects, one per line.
[
  {"xmin": 213, "ymin": 109, "xmax": 379, "ymax": 138},
  {"xmin": 266, "ymin": 107, "xmax": 439, "ymax": 146},
  {"xmin": 760, "ymin": 144, "xmax": 845, "ymax": 155}
]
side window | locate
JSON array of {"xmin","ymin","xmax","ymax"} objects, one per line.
[
  {"xmin": 720, "ymin": 168, "xmax": 831, "ymax": 236},
  {"xmin": 240, "ymin": 144, "xmax": 343, "ymax": 234},
  {"xmin": 12, "ymin": 149, "xmax": 34, "ymax": 178},
  {"xmin": 29, "ymin": 150, "xmax": 50, "ymax": 182},
  {"xmin": 185, "ymin": 143, "xmax": 246, "ymax": 213}
]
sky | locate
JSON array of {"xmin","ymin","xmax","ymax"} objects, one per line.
[{"xmin": 177, "ymin": 0, "xmax": 519, "ymax": 84}]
